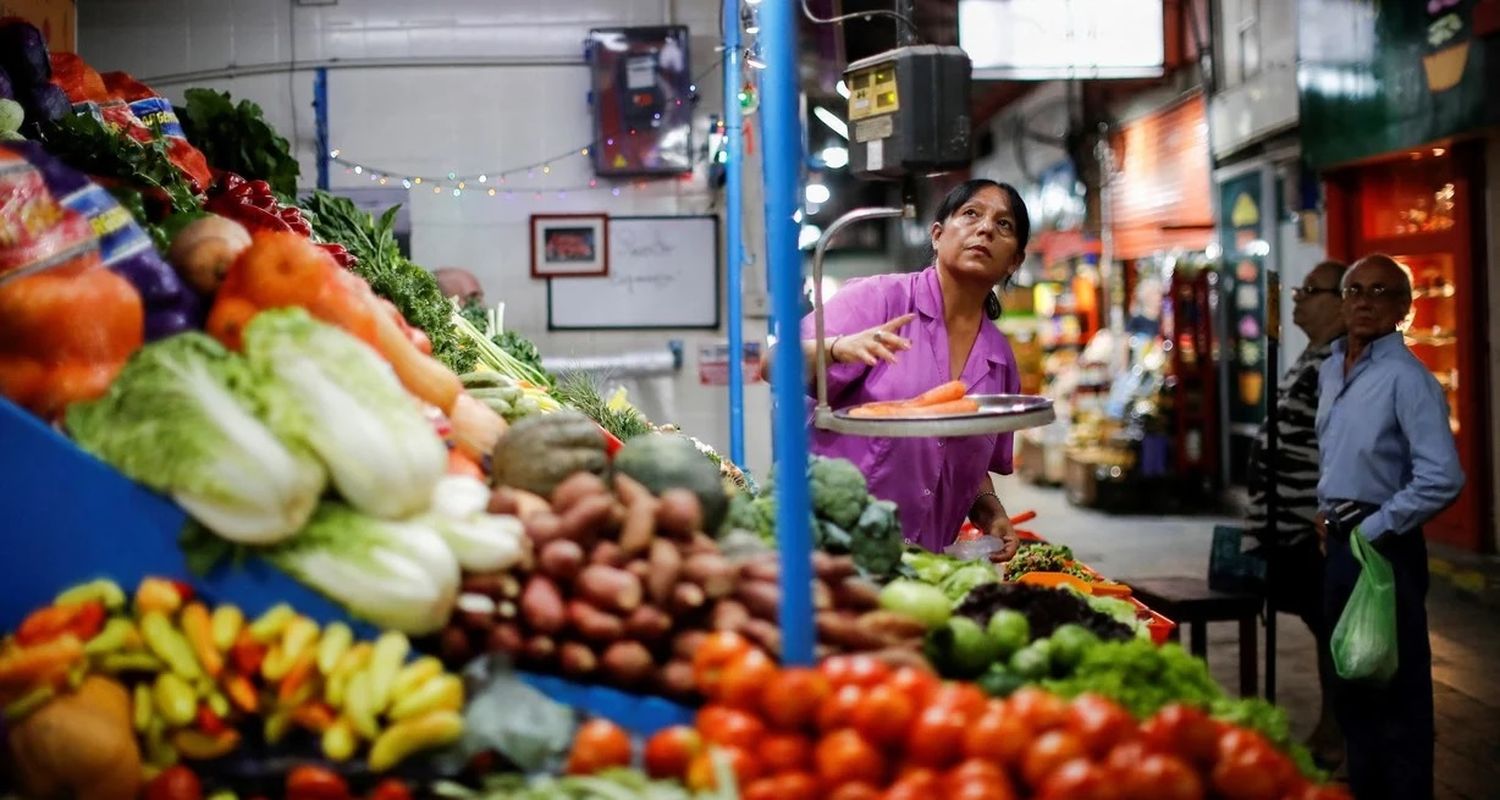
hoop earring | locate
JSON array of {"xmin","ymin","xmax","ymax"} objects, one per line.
[{"xmin": 984, "ymin": 291, "xmax": 1002, "ymax": 320}]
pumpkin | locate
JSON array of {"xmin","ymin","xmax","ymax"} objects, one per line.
[
  {"xmin": 6, "ymin": 676, "xmax": 142, "ymax": 800},
  {"xmin": 613, "ymin": 433, "xmax": 730, "ymax": 534},
  {"xmin": 491, "ymin": 411, "xmax": 610, "ymax": 498}
]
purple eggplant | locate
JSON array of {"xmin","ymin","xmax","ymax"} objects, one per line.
[
  {"xmin": 21, "ymin": 82, "xmax": 68, "ymax": 125},
  {"xmin": 0, "ymin": 21, "xmax": 51, "ymax": 87},
  {"xmin": 0, "ymin": 66, "xmax": 13, "ymax": 101}
]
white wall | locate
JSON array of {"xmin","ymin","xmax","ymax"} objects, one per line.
[
  {"xmin": 79, "ymin": 0, "xmax": 776, "ymax": 479},
  {"xmin": 1209, "ymin": 0, "xmax": 1299, "ymax": 158}
]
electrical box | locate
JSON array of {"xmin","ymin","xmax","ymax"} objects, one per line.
[
  {"xmin": 843, "ymin": 45, "xmax": 973, "ymax": 180},
  {"xmin": 586, "ymin": 26, "xmax": 694, "ymax": 177}
]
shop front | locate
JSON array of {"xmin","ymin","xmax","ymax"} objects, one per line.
[{"xmin": 1298, "ymin": 0, "xmax": 1498, "ymax": 551}]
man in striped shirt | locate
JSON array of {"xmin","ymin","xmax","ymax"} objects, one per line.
[{"xmin": 1246, "ymin": 259, "xmax": 1347, "ymax": 765}]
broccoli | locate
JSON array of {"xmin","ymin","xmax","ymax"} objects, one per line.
[
  {"xmin": 817, "ymin": 520, "xmax": 854, "ymax": 552},
  {"xmin": 808, "ymin": 456, "xmax": 870, "ymax": 529},
  {"xmin": 850, "ymin": 499, "xmax": 903, "ymax": 578}
]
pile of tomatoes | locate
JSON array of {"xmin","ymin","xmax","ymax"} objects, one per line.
[{"xmin": 570, "ymin": 632, "xmax": 1351, "ymax": 800}]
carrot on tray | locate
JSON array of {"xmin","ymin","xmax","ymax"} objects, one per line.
[
  {"xmin": 849, "ymin": 398, "xmax": 980, "ymax": 418},
  {"xmin": 908, "ymin": 380, "xmax": 967, "ymax": 407}
]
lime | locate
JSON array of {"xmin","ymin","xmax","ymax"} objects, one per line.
[
  {"xmin": 1009, "ymin": 641, "xmax": 1052, "ymax": 680},
  {"xmin": 987, "ymin": 609, "xmax": 1032, "ymax": 656},
  {"xmin": 1048, "ymin": 623, "xmax": 1099, "ymax": 674}
]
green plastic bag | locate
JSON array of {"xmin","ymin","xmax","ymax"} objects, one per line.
[{"xmin": 1330, "ymin": 529, "xmax": 1399, "ymax": 685}]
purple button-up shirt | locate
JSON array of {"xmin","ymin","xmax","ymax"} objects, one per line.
[{"xmin": 801, "ymin": 266, "xmax": 1020, "ymax": 552}]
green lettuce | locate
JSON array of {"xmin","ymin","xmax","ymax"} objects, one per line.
[
  {"xmin": 67, "ymin": 334, "xmax": 326, "ymax": 544},
  {"xmin": 242, "ymin": 309, "xmax": 447, "ymax": 519}
]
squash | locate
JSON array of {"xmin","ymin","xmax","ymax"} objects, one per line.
[
  {"xmin": 613, "ymin": 434, "xmax": 730, "ymax": 534},
  {"xmin": 491, "ymin": 411, "xmax": 610, "ymax": 497},
  {"xmin": 6, "ymin": 676, "xmax": 142, "ymax": 800}
]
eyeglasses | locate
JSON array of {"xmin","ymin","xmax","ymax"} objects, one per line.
[
  {"xmin": 1341, "ymin": 284, "xmax": 1408, "ymax": 300},
  {"xmin": 1291, "ymin": 286, "xmax": 1340, "ymax": 298}
]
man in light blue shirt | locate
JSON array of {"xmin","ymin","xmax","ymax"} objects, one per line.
[{"xmin": 1314, "ymin": 254, "xmax": 1464, "ymax": 800}]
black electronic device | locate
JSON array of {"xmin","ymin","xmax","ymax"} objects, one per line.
[{"xmin": 843, "ymin": 45, "xmax": 973, "ymax": 180}]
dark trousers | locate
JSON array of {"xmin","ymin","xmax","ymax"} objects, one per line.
[{"xmin": 1323, "ymin": 530, "xmax": 1433, "ymax": 800}]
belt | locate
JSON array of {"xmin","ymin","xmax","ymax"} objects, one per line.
[{"xmin": 1325, "ymin": 499, "xmax": 1380, "ymax": 538}]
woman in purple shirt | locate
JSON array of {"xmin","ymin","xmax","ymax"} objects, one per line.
[{"xmin": 796, "ymin": 179, "xmax": 1028, "ymax": 559}]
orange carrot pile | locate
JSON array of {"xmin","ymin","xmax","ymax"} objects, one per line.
[{"xmin": 848, "ymin": 380, "xmax": 980, "ymax": 418}]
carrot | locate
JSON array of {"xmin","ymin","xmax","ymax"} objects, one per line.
[
  {"xmin": 0, "ymin": 635, "xmax": 84, "ymax": 692},
  {"xmin": 912, "ymin": 398, "xmax": 980, "ymax": 415},
  {"xmin": 223, "ymin": 671, "xmax": 260, "ymax": 714},
  {"xmin": 908, "ymin": 380, "xmax": 967, "ymax": 406},
  {"xmin": 446, "ymin": 448, "xmax": 485, "ymax": 480},
  {"xmin": 849, "ymin": 398, "xmax": 979, "ymax": 418},
  {"xmin": 278, "ymin": 650, "xmax": 318, "ymax": 706}
]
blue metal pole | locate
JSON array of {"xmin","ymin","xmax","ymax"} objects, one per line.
[
  {"xmin": 760, "ymin": 0, "xmax": 814, "ymax": 666},
  {"xmin": 723, "ymin": 0, "xmax": 746, "ymax": 468},
  {"xmin": 314, "ymin": 67, "xmax": 330, "ymax": 192}
]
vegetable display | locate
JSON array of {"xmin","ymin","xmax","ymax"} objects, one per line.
[
  {"xmin": 177, "ymin": 88, "xmax": 301, "ymax": 199},
  {"xmin": 1, "ymin": 578, "xmax": 466, "ymax": 791},
  {"xmin": 573, "ymin": 640, "xmax": 1349, "ymax": 800}
]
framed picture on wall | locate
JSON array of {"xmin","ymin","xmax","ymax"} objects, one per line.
[{"xmin": 530, "ymin": 214, "xmax": 610, "ymax": 278}]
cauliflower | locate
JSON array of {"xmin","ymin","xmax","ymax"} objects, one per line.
[{"xmin": 809, "ymin": 456, "xmax": 870, "ymax": 529}]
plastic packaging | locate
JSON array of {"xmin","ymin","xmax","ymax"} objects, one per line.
[
  {"xmin": 0, "ymin": 145, "xmax": 144, "ymax": 419},
  {"xmin": 1330, "ymin": 530, "xmax": 1399, "ymax": 685}
]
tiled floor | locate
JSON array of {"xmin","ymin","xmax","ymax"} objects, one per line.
[{"xmin": 992, "ymin": 475, "xmax": 1500, "ymax": 800}]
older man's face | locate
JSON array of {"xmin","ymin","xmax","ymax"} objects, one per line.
[
  {"xmin": 1342, "ymin": 260, "xmax": 1411, "ymax": 341},
  {"xmin": 436, "ymin": 269, "xmax": 483, "ymax": 303},
  {"xmin": 1292, "ymin": 264, "xmax": 1344, "ymax": 335}
]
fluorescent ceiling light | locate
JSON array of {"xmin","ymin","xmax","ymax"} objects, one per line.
[
  {"xmin": 799, "ymin": 225, "xmax": 823, "ymax": 250},
  {"xmin": 821, "ymin": 145, "xmax": 849, "ymax": 169},
  {"xmin": 813, "ymin": 107, "xmax": 848, "ymax": 139},
  {"xmin": 805, "ymin": 183, "xmax": 831, "ymax": 205},
  {"xmin": 835, "ymin": 80, "xmax": 851, "ymax": 99}
]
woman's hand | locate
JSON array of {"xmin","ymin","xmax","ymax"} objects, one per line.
[
  {"xmin": 831, "ymin": 313, "xmax": 916, "ymax": 366},
  {"xmin": 986, "ymin": 514, "xmax": 1021, "ymax": 564}
]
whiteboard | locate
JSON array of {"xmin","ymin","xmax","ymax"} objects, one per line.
[{"xmin": 547, "ymin": 216, "xmax": 720, "ymax": 330}]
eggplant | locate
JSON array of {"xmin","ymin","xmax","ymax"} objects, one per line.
[
  {"xmin": 0, "ymin": 21, "xmax": 51, "ymax": 87},
  {"xmin": 21, "ymin": 82, "xmax": 69, "ymax": 125},
  {"xmin": 0, "ymin": 66, "xmax": 13, "ymax": 101}
]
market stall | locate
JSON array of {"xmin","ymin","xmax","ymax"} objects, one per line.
[{"xmin": 0, "ymin": 12, "xmax": 1348, "ymax": 800}]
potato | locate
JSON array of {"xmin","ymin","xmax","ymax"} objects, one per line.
[
  {"xmin": 870, "ymin": 647, "xmax": 936, "ymax": 672},
  {"xmin": 559, "ymin": 641, "xmax": 599, "ymax": 678},
  {"xmin": 461, "ymin": 573, "xmax": 511, "ymax": 598},
  {"xmin": 618, "ymin": 497, "xmax": 659, "ymax": 556},
  {"xmin": 613, "ymin": 473, "xmax": 654, "ymax": 507},
  {"xmin": 624, "ymin": 606, "xmax": 673, "ymax": 641},
  {"xmin": 739, "ymin": 557, "xmax": 780, "ymax": 583},
  {"xmin": 812, "ymin": 551, "xmax": 858, "ymax": 582},
  {"xmin": 709, "ymin": 599, "xmax": 751, "ymax": 632},
  {"xmin": 488, "ymin": 486, "xmax": 521, "ymax": 516},
  {"xmin": 657, "ymin": 660, "xmax": 698, "ymax": 700},
  {"xmin": 740, "ymin": 619, "xmax": 782, "ymax": 658},
  {"xmin": 567, "ymin": 601, "xmax": 625, "ymax": 643},
  {"xmin": 670, "ymin": 582, "xmax": 706, "ymax": 615},
  {"xmin": 523, "ymin": 512, "xmax": 567, "ymax": 547},
  {"xmin": 455, "ymin": 593, "xmax": 498, "ymax": 632},
  {"xmin": 816, "ymin": 611, "xmax": 885, "ymax": 652},
  {"xmin": 439, "ymin": 627, "xmax": 473, "ymax": 665},
  {"xmin": 683, "ymin": 553, "xmax": 736, "ymax": 600},
  {"xmin": 646, "ymin": 539, "xmax": 683, "ymax": 606},
  {"xmin": 625, "ymin": 560, "xmax": 652, "ymax": 582},
  {"xmin": 833, "ymin": 577, "xmax": 882, "ymax": 611},
  {"xmin": 539, "ymin": 539, "xmax": 586, "ymax": 582},
  {"xmin": 855, "ymin": 610, "xmax": 929, "ymax": 644},
  {"xmin": 522, "ymin": 635, "xmax": 557, "ymax": 667},
  {"xmin": 520, "ymin": 575, "xmax": 567, "ymax": 634},
  {"xmin": 576, "ymin": 565, "xmax": 643, "ymax": 614},
  {"xmin": 735, "ymin": 581, "xmax": 781, "ymax": 621},
  {"xmin": 589, "ymin": 540, "xmax": 625, "ymax": 568},
  {"xmin": 486, "ymin": 622, "xmax": 524, "ymax": 655},
  {"xmin": 558, "ymin": 494, "xmax": 616, "ymax": 543},
  {"xmin": 686, "ymin": 533, "xmax": 720, "ymax": 556},
  {"xmin": 656, "ymin": 489, "xmax": 704, "ymax": 538},
  {"xmin": 601, "ymin": 642, "xmax": 655, "ymax": 686},
  {"xmin": 672, "ymin": 631, "xmax": 707, "ymax": 663},
  {"xmin": 551, "ymin": 472, "xmax": 609, "ymax": 513}
]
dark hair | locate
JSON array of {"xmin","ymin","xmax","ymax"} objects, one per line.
[
  {"xmin": 933, "ymin": 179, "xmax": 1031, "ymax": 319},
  {"xmin": 933, "ymin": 179, "xmax": 1032, "ymax": 258}
]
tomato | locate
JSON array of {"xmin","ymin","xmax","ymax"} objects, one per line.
[
  {"xmin": 1035, "ymin": 758, "xmax": 1123, "ymax": 800},
  {"xmin": 758, "ymin": 731, "xmax": 814, "ymax": 773},
  {"xmin": 850, "ymin": 683, "xmax": 916, "ymax": 746},
  {"xmin": 1020, "ymin": 729, "xmax": 1087, "ymax": 788},
  {"xmin": 1117, "ymin": 753, "xmax": 1205, "ymax": 800},
  {"xmin": 697, "ymin": 705, "xmax": 767, "ymax": 750},
  {"xmin": 815, "ymin": 729, "xmax": 886, "ymax": 787},
  {"xmin": 693, "ymin": 632, "xmax": 754, "ymax": 699},
  {"xmin": 762, "ymin": 668, "xmax": 833, "ymax": 730},
  {"xmin": 820, "ymin": 654, "xmax": 891, "ymax": 689},
  {"xmin": 925, "ymin": 682, "xmax": 990, "ymax": 722},
  {"xmin": 1066, "ymin": 694, "xmax": 1139, "ymax": 757},
  {"xmin": 1140, "ymin": 704, "xmax": 1220, "ymax": 766},
  {"xmin": 944, "ymin": 758, "xmax": 1012, "ymax": 791},
  {"xmin": 644, "ymin": 725, "xmax": 702, "ymax": 780},
  {"xmin": 740, "ymin": 778, "xmax": 781, "ymax": 800},
  {"xmin": 284, "ymin": 765, "xmax": 351, "ymax": 800},
  {"xmin": 884, "ymin": 666, "xmax": 941, "ymax": 706},
  {"xmin": 686, "ymin": 746, "xmax": 762, "ymax": 791},
  {"xmin": 1006, "ymin": 687, "xmax": 1069, "ymax": 732},
  {"xmin": 719, "ymin": 647, "xmax": 778, "ymax": 711},
  {"xmin": 816, "ymin": 683, "xmax": 868, "ymax": 732},
  {"xmin": 826, "ymin": 783, "xmax": 883, "ymax": 800},
  {"xmin": 904, "ymin": 703, "xmax": 970, "ymax": 769},
  {"xmin": 1288, "ymin": 785, "xmax": 1354, "ymax": 800},
  {"xmin": 566, "ymin": 718, "xmax": 633, "ymax": 775},
  {"xmin": 886, "ymin": 766, "xmax": 941, "ymax": 799},
  {"xmin": 1104, "ymin": 740, "xmax": 1152, "ymax": 774},
  {"xmin": 143, "ymin": 766, "xmax": 203, "ymax": 800},
  {"xmin": 1210, "ymin": 739, "xmax": 1291, "ymax": 800},
  {"xmin": 964, "ymin": 703, "xmax": 1032, "ymax": 766},
  {"xmin": 769, "ymin": 771, "xmax": 822, "ymax": 800},
  {"xmin": 366, "ymin": 780, "xmax": 414, "ymax": 800}
]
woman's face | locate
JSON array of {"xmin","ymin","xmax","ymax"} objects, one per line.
[{"xmin": 931, "ymin": 186, "xmax": 1024, "ymax": 286}]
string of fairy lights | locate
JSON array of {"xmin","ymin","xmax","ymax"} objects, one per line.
[{"xmin": 325, "ymin": 45, "xmax": 766, "ymax": 200}]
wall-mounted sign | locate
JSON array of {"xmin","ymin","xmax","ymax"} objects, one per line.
[
  {"xmin": 697, "ymin": 342, "xmax": 763, "ymax": 386},
  {"xmin": 959, "ymin": 0, "xmax": 1165, "ymax": 79}
]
